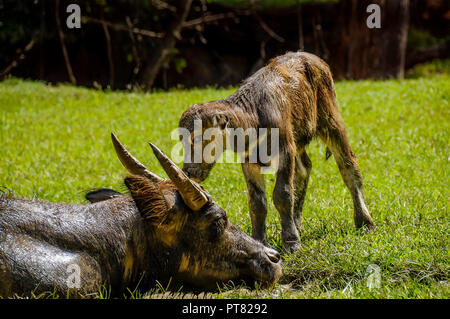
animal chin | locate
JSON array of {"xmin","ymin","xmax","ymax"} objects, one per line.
[
  {"xmin": 192, "ymin": 260, "xmax": 279, "ymax": 289},
  {"xmin": 190, "ymin": 176, "xmax": 203, "ymax": 183}
]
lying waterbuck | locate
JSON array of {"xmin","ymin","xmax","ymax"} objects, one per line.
[
  {"xmin": 179, "ymin": 52, "xmax": 374, "ymax": 252},
  {"xmin": 0, "ymin": 134, "xmax": 281, "ymax": 297}
]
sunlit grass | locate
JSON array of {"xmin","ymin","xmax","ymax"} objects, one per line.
[{"xmin": 0, "ymin": 75, "xmax": 448, "ymax": 298}]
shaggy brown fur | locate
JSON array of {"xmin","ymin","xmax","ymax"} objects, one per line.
[
  {"xmin": 179, "ymin": 51, "xmax": 375, "ymax": 252},
  {"xmin": 124, "ymin": 175, "xmax": 171, "ymax": 224}
]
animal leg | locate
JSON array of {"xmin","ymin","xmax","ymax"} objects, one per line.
[
  {"xmin": 293, "ymin": 149, "xmax": 312, "ymax": 233},
  {"xmin": 273, "ymin": 150, "xmax": 300, "ymax": 252},
  {"xmin": 242, "ymin": 163, "xmax": 268, "ymax": 245},
  {"xmin": 320, "ymin": 119, "xmax": 374, "ymax": 231}
]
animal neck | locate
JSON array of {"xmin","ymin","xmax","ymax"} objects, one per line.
[
  {"xmin": 228, "ymin": 105, "xmax": 257, "ymax": 129},
  {"xmin": 121, "ymin": 226, "xmax": 183, "ymax": 292},
  {"xmin": 222, "ymin": 90, "xmax": 260, "ymax": 128},
  {"xmin": 201, "ymin": 100, "xmax": 258, "ymax": 129}
]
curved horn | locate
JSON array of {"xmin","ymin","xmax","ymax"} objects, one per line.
[
  {"xmin": 149, "ymin": 142, "xmax": 208, "ymax": 211},
  {"xmin": 111, "ymin": 133, "xmax": 162, "ymax": 183}
]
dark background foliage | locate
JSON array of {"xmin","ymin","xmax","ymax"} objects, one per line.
[{"xmin": 0, "ymin": 0, "xmax": 448, "ymax": 90}]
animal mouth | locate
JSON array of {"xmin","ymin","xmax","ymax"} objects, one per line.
[
  {"xmin": 238, "ymin": 248, "xmax": 282, "ymax": 287},
  {"xmin": 244, "ymin": 260, "xmax": 282, "ymax": 287},
  {"xmin": 181, "ymin": 250, "xmax": 282, "ymax": 289},
  {"xmin": 183, "ymin": 167, "xmax": 209, "ymax": 183}
]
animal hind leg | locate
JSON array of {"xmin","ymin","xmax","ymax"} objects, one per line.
[
  {"xmin": 293, "ymin": 149, "xmax": 312, "ymax": 233},
  {"xmin": 320, "ymin": 118, "xmax": 374, "ymax": 231}
]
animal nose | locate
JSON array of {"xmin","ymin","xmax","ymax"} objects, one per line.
[
  {"xmin": 264, "ymin": 247, "xmax": 281, "ymax": 263},
  {"xmin": 184, "ymin": 168, "xmax": 198, "ymax": 179}
]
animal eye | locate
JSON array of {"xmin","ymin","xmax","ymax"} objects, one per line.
[{"xmin": 209, "ymin": 216, "xmax": 227, "ymax": 241}]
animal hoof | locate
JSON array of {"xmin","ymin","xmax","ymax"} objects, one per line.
[
  {"xmin": 356, "ymin": 220, "xmax": 375, "ymax": 233},
  {"xmin": 365, "ymin": 222, "xmax": 375, "ymax": 232},
  {"xmin": 282, "ymin": 240, "xmax": 300, "ymax": 254}
]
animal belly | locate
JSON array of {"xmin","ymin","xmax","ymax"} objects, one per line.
[{"xmin": 0, "ymin": 234, "xmax": 102, "ymax": 297}]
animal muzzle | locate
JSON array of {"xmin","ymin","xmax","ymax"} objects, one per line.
[
  {"xmin": 244, "ymin": 246, "xmax": 282, "ymax": 286},
  {"xmin": 264, "ymin": 247, "xmax": 281, "ymax": 264},
  {"xmin": 183, "ymin": 165, "xmax": 210, "ymax": 183}
]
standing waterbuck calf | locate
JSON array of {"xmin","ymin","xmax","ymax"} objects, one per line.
[
  {"xmin": 179, "ymin": 52, "xmax": 374, "ymax": 252},
  {"xmin": 0, "ymin": 134, "xmax": 281, "ymax": 297}
]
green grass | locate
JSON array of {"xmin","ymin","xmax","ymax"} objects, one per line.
[
  {"xmin": 0, "ymin": 75, "xmax": 449, "ymax": 299},
  {"xmin": 406, "ymin": 59, "xmax": 450, "ymax": 79}
]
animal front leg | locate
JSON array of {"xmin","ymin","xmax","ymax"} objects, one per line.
[
  {"xmin": 242, "ymin": 163, "xmax": 268, "ymax": 245},
  {"xmin": 273, "ymin": 152, "xmax": 300, "ymax": 253},
  {"xmin": 293, "ymin": 150, "xmax": 312, "ymax": 234}
]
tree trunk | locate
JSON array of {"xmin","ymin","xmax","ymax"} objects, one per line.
[
  {"xmin": 406, "ymin": 43, "xmax": 450, "ymax": 69},
  {"xmin": 141, "ymin": 0, "xmax": 193, "ymax": 91},
  {"xmin": 297, "ymin": 2, "xmax": 304, "ymax": 51},
  {"xmin": 39, "ymin": 0, "xmax": 46, "ymax": 79},
  {"xmin": 55, "ymin": 0, "xmax": 76, "ymax": 85},
  {"xmin": 100, "ymin": 8, "xmax": 114, "ymax": 89},
  {"xmin": 332, "ymin": 0, "xmax": 409, "ymax": 80}
]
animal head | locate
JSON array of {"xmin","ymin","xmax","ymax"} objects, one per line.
[
  {"xmin": 178, "ymin": 103, "xmax": 231, "ymax": 182},
  {"xmin": 112, "ymin": 133, "xmax": 281, "ymax": 288}
]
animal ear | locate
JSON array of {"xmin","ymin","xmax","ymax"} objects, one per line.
[
  {"xmin": 124, "ymin": 175, "xmax": 168, "ymax": 224},
  {"xmin": 211, "ymin": 113, "xmax": 229, "ymax": 130},
  {"xmin": 85, "ymin": 188, "xmax": 123, "ymax": 203}
]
